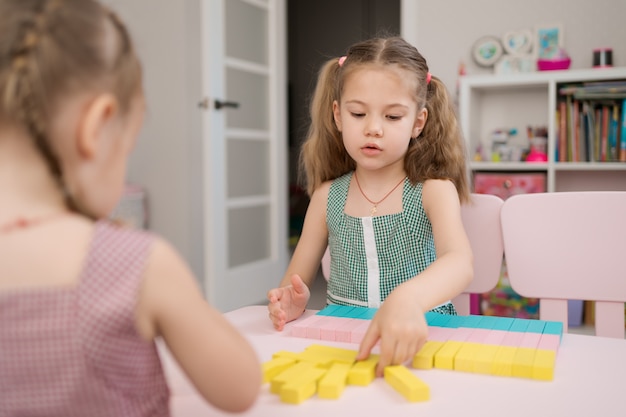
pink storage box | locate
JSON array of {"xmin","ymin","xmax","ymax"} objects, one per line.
[{"xmin": 473, "ymin": 172, "xmax": 546, "ymax": 200}]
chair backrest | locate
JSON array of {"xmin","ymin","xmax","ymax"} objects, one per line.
[
  {"xmin": 501, "ymin": 191, "xmax": 626, "ymax": 338},
  {"xmin": 452, "ymin": 193, "xmax": 505, "ymax": 315},
  {"xmin": 321, "ymin": 193, "xmax": 505, "ymax": 316}
]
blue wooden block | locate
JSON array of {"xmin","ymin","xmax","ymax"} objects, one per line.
[
  {"xmin": 359, "ymin": 308, "xmax": 378, "ymax": 320},
  {"xmin": 525, "ymin": 320, "xmax": 546, "ymax": 334},
  {"xmin": 542, "ymin": 321, "xmax": 564, "ymax": 338},
  {"xmin": 476, "ymin": 315, "xmax": 503, "ymax": 330},
  {"xmin": 491, "ymin": 317, "xmax": 515, "ymax": 331},
  {"xmin": 317, "ymin": 305, "xmax": 342, "ymax": 316},
  {"xmin": 461, "ymin": 315, "xmax": 486, "ymax": 329},
  {"xmin": 509, "ymin": 318, "xmax": 531, "ymax": 333},
  {"xmin": 444, "ymin": 315, "xmax": 466, "ymax": 328}
]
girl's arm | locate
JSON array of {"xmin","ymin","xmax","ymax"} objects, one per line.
[
  {"xmin": 401, "ymin": 178, "xmax": 474, "ymax": 309},
  {"xmin": 135, "ymin": 237, "xmax": 261, "ymax": 413},
  {"xmin": 267, "ymin": 181, "xmax": 330, "ymax": 329},
  {"xmin": 279, "ymin": 181, "xmax": 330, "ymax": 288},
  {"xmin": 358, "ymin": 179, "xmax": 473, "ymax": 374}
]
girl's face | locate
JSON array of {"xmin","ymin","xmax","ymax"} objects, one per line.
[{"xmin": 333, "ymin": 65, "xmax": 427, "ymax": 173}]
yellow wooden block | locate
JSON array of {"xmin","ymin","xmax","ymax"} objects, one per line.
[
  {"xmin": 297, "ymin": 345, "xmax": 357, "ymax": 367},
  {"xmin": 270, "ymin": 361, "xmax": 315, "ymax": 394},
  {"xmin": 384, "ymin": 365, "xmax": 430, "ymax": 402},
  {"xmin": 413, "ymin": 341, "xmax": 444, "ymax": 369},
  {"xmin": 512, "ymin": 347, "xmax": 536, "ymax": 379},
  {"xmin": 491, "ymin": 346, "xmax": 517, "ymax": 377},
  {"xmin": 532, "ymin": 349, "xmax": 556, "ymax": 381},
  {"xmin": 272, "ymin": 350, "xmax": 301, "ymax": 361},
  {"xmin": 262, "ymin": 357, "xmax": 296, "ymax": 383},
  {"xmin": 279, "ymin": 367, "xmax": 327, "ymax": 404},
  {"xmin": 347, "ymin": 354, "xmax": 379, "ymax": 386},
  {"xmin": 473, "ymin": 344, "xmax": 499, "ymax": 375},
  {"xmin": 454, "ymin": 342, "xmax": 481, "ymax": 373},
  {"xmin": 294, "ymin": 351, "xmax": 335, "ymax": 367},
  {"xmin": 305, "ymin": 344, "xmax": 358, "ymax": 363},
  {"xmin": 318, "ymin": 362, "xmax": 351, "ymax": 399},
  {"xmin": 434, "ymin": 341, "xmax": 464, "ymax": 370}
]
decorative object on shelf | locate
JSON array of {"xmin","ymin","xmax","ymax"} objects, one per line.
[
  {"xmin": 471, "ymin": 35, "xmax": 503, "ymax": 67},
  {"xmin": 495, "ymin": 54, "xmax": 535, "ymax": 75},
  {"xmin": 489, "ymin": 128, "xmax": 523, "ymax": 162},
  {"xmin": 593, "ymin": 47, "xmax": 613, "ymax": 68},
  {"xmin": 502, "ymin": 29, "xmax": 533, "ymax": 55},
  {"xmin": 535, "ymin": 23, "xmax": 564, "ymax": 60},
  {"xmin": 525, "ymin": 126, "xmax": 548, "ymax": 162}
]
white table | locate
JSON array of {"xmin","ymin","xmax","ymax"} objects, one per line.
[{"xmin": 159, "ymin": 305, "xmax": 626, "ymax": 417}]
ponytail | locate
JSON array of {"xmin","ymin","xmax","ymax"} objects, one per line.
[
  {"xmin": 299, "ymin": 58, "xmax": 354, "ymax": 196},
  {"xmin": 406, "ymin": 75, "xmax": 470, "ymax": 203}
]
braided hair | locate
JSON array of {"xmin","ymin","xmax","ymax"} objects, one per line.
[{"xmin": 0, "ymin": 0, "xmax": 142, "ymax": 218}]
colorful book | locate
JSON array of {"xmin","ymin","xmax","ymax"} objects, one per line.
[
  {"xmin": 609, "ymin": 104, "xmax": 619, "ymax": 161},
  {"xmin": 621, "ymin": 99, "xmax": 626, "ymax": 162}
]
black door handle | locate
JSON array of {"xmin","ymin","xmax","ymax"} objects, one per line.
[{"xmin": 214, "ymin": 99, "xmax": 240, "ymax": 110}]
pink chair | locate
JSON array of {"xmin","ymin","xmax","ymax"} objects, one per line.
[
  {"xmin": 321, "ymin": 193, "xmax": 505, "ymax": 316},
  {"xmin": 501, "ymin": 191, "xmax": 626, "ymax": 338},
  {"xmin": 452, "ymin": 193, "xmax": 504, "ymax": 315}
]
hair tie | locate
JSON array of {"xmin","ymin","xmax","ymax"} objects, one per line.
[
  {"xmin": 426, "ymin": 72, "xmax": 432, "ymax": 84},
  {"xmin": 338, "ymin": 56, "xmax": 347, "ymax": 67}
]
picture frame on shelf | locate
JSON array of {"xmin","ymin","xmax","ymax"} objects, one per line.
[
  {"xmin": 502, "ymin": 29, "xmax": 533, "ymax": 55},
  {"xmin": 535, "ymin": 23, "xmax": 564, "ymax": 59},
  {"xmin": 471, "ymin": 35, "xmax": 504, "ymax": 67},
  {"xmin": 495, "ymin": 54, "xmax": 535, "ymax": 75}
]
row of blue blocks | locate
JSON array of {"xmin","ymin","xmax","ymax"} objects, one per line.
[{"xmin": 317, "ymin": 304, "xmax": 563, "ymax": 338}]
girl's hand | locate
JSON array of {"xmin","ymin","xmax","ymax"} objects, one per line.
[
  {"xmin": 356, "ymin": 291, "xmax": 428, "ymax": 376},
  {"xmin": 267, "ymin": 274, "xmax": 310, "ymax": 331}
]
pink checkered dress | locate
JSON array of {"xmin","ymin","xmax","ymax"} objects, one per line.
[{"xmin": 0, "ymin": 221, "xmax": 170, "ymax": 417}]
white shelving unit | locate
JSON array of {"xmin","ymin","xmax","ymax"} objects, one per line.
[{"xmin": 459, "ymin": 67, "xmax": 626, "ymax": 192}]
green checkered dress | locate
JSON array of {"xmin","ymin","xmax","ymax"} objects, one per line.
[{"xmin": 326, "ymin": 172, "xmax": 456, "ymax": 315}]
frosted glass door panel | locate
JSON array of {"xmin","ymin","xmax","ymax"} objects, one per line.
[
  {"xmin": 227, "ymin": 139, "xmax": 269, "ymax": 197},
  {"xmin": 225, "ymin": 0, "xmax": 268, "ymax": 65},
  {"xmin": 228, "ymin": 205, "xmax": 270, "ymax": 267},
  {"xmin": 226, "ymin": 68, "xmax": 268, "ymax": 130}
]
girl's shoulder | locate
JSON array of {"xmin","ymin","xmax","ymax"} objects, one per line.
[{"xmin": 421, "ymin": 179, "xmax": 461, "ymax": 213}]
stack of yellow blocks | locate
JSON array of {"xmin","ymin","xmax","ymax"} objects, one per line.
[{"xmin": 263, "ymin": 344, "xmax": 430, "ymax": 404}]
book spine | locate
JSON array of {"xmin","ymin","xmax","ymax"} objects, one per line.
[
  {"xmin": 621, "ymin": 99, "xmax": 626, "ymax": 162},
  {"xmin": 601, "ymin": 105, "xmax": 609, "ymax": 162},
  {"xmin": 559, "ymin": 101, "xmax": 567, "ymax": 162},
  {"xmin": 609, "ymin": 104, "xmax": 619, "ymax": 161}
]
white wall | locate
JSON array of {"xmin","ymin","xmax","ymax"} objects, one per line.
[
  {"xmin": 410, "ymin": 0, "xmax": 626, "ymax": 98},
  {"xmin": 105, "ymin": 0, "xmax": 626, "ymax": 276},
  {"xmin": 103, "ymin": 0, "xmax": 205, "ymax": 277}
]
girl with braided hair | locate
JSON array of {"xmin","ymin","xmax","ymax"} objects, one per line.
[
  {"xmin": 0, "ymin": 0, "xmax": 260, "ymax": 415},
  {"xmin": 267, "ymin": 36, "xmax": 473, "ymax": 376}
]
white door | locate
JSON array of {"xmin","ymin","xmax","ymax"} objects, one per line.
[{"xmin": 200, "ymin": 0, "xmax": 288, "ymax": 312}]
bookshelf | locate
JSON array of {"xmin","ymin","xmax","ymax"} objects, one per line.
[{"xmin": 459, "ymin": 67, "xmax": 626, "ymax": 193}]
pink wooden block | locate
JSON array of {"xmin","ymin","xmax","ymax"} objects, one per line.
[
  {"xmin": 319, "ymin": 317, "xmax": 352, "ymax": 341},
  {"xmin": 465, "ymin": 328, "xmax": 491, "ymax": 344},
  {"xmin": 448, "ymin": 327, "xmax": 474, "ymax": 342},
  {"xmin": 350, "ymin": 320, "xmax": 371, "ymax": 344},
  {"xmin": 518, "ymin": 332, "xmax": 542, "ymax": 349},
  {"xmin": 500, "ymin": 330, "xmax": 525, "ymax": 347},
  {"xmin": 291, "ymin": 315, "xmax": 323, "ymax": 338},
  {"xmin": 427, "ymin": 326, "xmax": 456, "ymax": 342},
  {"xmin": 537, "ymin": 333, "xmax": 561, "ymax": 352},
  {"xmin": 482, "ymin": 329, "xmax": 509, "ymax": 346},
  {"xmin": 305, "ymin": 316, "xmax": 329, "ymax": 340},
  {"xmin": 335, "ymin": 319, "xmax": 365, "ymax": 343}
]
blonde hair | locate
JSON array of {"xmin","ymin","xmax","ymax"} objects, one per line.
[
  {"xmin": 0, "ymin": 0, "xmax": 142, "ymax": 217},
  {"xmin": 300, "ymin": 36, "xmax": 469, "ymax": 202}
]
